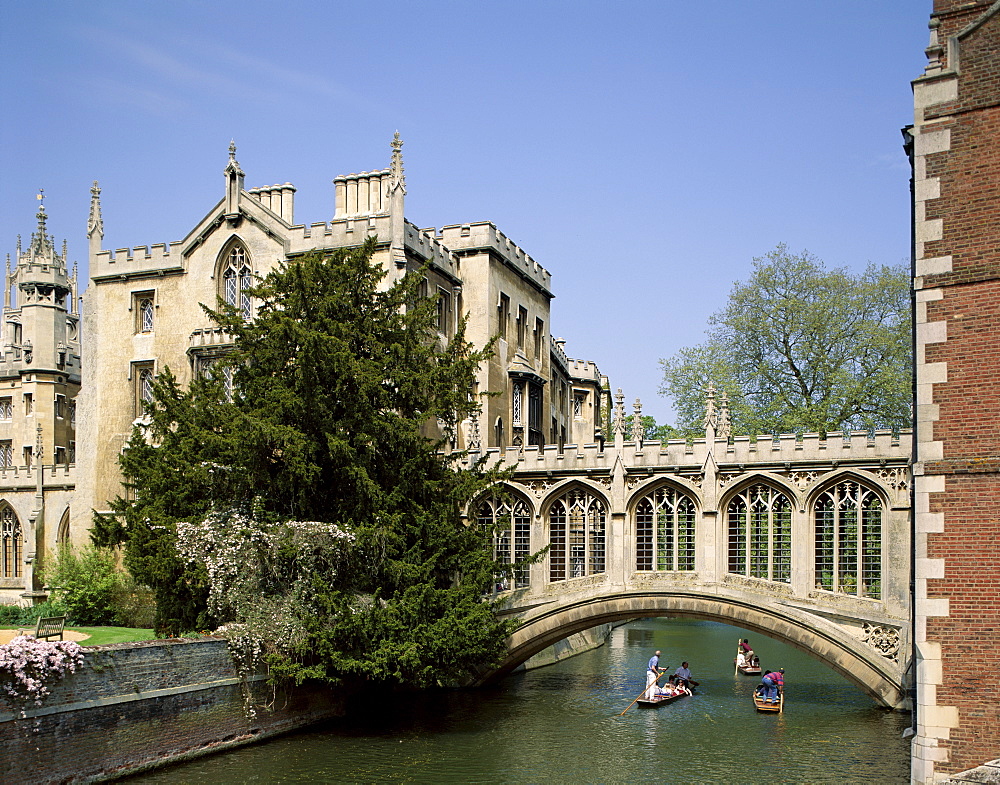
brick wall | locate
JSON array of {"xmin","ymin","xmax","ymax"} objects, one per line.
[
  {"xmin": 0, "ymin": 639, "xmax": 345, "ymax": 784},
  {"xmin": 912, "ymin": 2, "xmax": 1000, "ymax": 781}
]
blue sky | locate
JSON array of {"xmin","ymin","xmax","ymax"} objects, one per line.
[{"xmin": 0, "ymin": 1, "xmax": 930, "ymax": 424}]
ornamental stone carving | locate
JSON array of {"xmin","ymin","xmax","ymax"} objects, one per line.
[{"xmin": 861, "ymin": 622, "xmax": 900, "ymax": 662}]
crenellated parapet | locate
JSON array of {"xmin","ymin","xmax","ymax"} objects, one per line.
[
  {"xmin": 437, "ymin": 222, "xmax": 552, "ymax": 294},
  {"xmin": 475, "ymin": 428, "xmax": 909, "ymax": 474},
  {"xmin": 92, "ymin": 242, "xmax": 185, "ymax": 280}
]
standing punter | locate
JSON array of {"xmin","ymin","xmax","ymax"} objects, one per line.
[{"xmin": 646, "ymin": 650, "xmax": 666, "ymax": 699}]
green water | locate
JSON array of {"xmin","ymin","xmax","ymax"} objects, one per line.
[{"xmin": 128, "ymin": 619, "xmax": 912, "ymax": 783}]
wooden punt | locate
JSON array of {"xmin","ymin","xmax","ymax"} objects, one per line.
[
  {"xmin": 753, "ymin": 691, "xmax": 784, "ymax": 713},
  {"xmin": 637, "ymin": 689, "xmax": 691, "ymax": 707},
  {"xmin": 736, "ymin": 662, "xmax": 762, "ymax": 675}
]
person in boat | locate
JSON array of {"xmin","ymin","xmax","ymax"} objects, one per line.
[
  {"xmin": 761, "ymin": 668, "xmax": 784, "ymax": 703},
  {"xmin": 673, "ymin": 661, "xmax": 692, "ymax": 688},
  {"xmin": 740, "ymin": 639, "xmax": 754, "ymax": 660},
  {"xmin": 750, "ymin": 653, "xmax": 760, "ymax": 669},
  {"xmin": 646, "ymin": 650, "xmax": 667, "ymax": 699}
]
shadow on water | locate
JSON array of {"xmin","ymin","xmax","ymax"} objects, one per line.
[{"xmin": 127, "ymin": 619, "xmax": 911, "ymax": 784}]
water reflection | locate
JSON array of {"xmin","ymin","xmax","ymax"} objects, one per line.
[{"xmin": 127, "ymin": 619, "xmax": 911, "ymax": 784}]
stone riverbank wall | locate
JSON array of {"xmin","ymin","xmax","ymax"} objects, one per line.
[{"xmin": 0, "ymin": 638, "xmax": 345, "ymax": 784}]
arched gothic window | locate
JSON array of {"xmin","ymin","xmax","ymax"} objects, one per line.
[
  {"xmin": 222, "ymin": 245, "xmax": 253, "ymax": 320},
  {"xmin": 1, "ymin": 505, "xmax": 21, "ymax": 579},
  {"xmin": 475, "ymin": 492, "xmax": 531, "ymax": 591},
  {"xmin": 814, "ymin": 480, "xmax": 882, "ymax": 599},
  {"xmin": 57, "ymin": 508, "xmax": 71, "ymax": 548},
  {"xmin": 548, "ymin": 487, "xmax": 606, "ymax": 582},
  {"xmin": 727, "ymin": 483, "xmax": 791, "ymax": 583},
  {"xmin": 635, "ymin": 485, "xmax": 696, "ymax": 571}
]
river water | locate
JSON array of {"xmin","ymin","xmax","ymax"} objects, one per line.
[{"xmin": 129, "ymin": 619, "xmax": 912, "ymax": 783}]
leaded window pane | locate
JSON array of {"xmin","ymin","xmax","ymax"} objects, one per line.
[
  {"xmin": 139, "ymin": 298, "xmax": 154, "ymax": 332},
  {"xmin": 814, "ymin": 481, "xmax": 882, "ymax": 599},
  {"xmin": 548, "ymin": 488, "xmax": 606, "ymax": 582},
  {"xmin": 1, "ymin": 507, "xmax": 21, "ymax": 578},
  {"xmin": 635, "ymin": 486, "xmax": 696, "ymax": 572},
  {"xmin": 477, "ymin": 493, "xmax": 532, "ymax": 591},
  {"xmin": 727, "ymin": 484, "xmax": 791, "ymax": 584},
  {"xmin": 139, "ymin": 369, "xmax": 154, "ymax": 403}
]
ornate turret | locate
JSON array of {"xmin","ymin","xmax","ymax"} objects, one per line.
[{"xmin": 12, "ymin": 192, "xmax": 73, "ymax": 319}]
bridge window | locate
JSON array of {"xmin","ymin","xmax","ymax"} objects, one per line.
[
  {"xmin": 727, "ymin": 484, "xmax": 791, "ymax": 583},
  {"xmin": 548, "ymin": 487, "xmax": 606, "ymax": 582},
  {"xmin": 475, "ymin": 493, "xmax": 531, "ymax": 591},
  {"xmin": 814, "ymin": 481, "xmax": 882, "ymax": 599},
  {"xmin": 1, "ymin": 506, "xmax": 21, "ymax": 579},
  {"xmin": 635, "ymin": 486, "xmax": 696, "ymax": 571}
]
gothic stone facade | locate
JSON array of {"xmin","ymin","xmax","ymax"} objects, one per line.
[
  {"xmin": 910, "ymin": 2, "xmax": 1000, "ymax": 781},
  {"xmin": 69, "ymin": 137, "xmax": 606, "ymax": 551},
  {"xmin": 0, "ymin": 199, "xmax": 81, "ymax": 601}
]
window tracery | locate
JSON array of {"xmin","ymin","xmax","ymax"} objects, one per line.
[
  {"xmin": 475, "ymin": 492, "xmax": 531, "ymax": 591},
  {"xmin": 1, "ymin": 506, "xmax": 21, "ymax": 579},
  {"xmin": 635, "ymin": 485, "xmax": 696, "ymax": 571},
  {"xmin": 727, "ymin": 483, "xmax": 791, "ymax": 583},
  {"xmin": 548, "ymin": 487, "xmax": 606, "ymax": 582},
  {"xmin": 814, "ymin": 480, "xmax": 882, "ymax": 599},
  {"xmin": 222, "ymin": 245, "xmax": 253, "ymax": 320}
]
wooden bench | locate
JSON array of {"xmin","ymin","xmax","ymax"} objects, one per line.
[{"xmin": 18, "ymin": 615, "xmax": 67, "ymax": 641}]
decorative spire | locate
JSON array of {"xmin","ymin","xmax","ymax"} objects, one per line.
[
  {"xmin": 87, "ymin": 180, "xmax": 103, "ymax": 240},
  {"xmin": 718, "ymin": 390, "xmax": 732, "ymax": 441},
  {"xmin": 28, "ymin": 190, "xmax": 53, "ymax": 258},
  {"xmin": 631, "ymin": 398, "xmax": 643, "ymax": 443},
  {"xmin": 390, "ymin": 131, "xmax": 405, "ymax": 193},
  {"xmin": 702, "ymin": 382, "xmax": 717, "ymax": 431},
  {"xmin": 225, "ymin": 140, "xmax": 245, "ymax": 177},
  {"xmin": 612, "ymin": 388, "xmax": 627, "ymax": 437}
]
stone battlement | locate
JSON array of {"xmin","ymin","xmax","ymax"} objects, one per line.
[
  {"xmin": 436, "ymin": 222, "xmax": 552, "ymax": 293},
  {"xmin": 93, "ymin": 242, "xmax": 183, "ymax": 278},
  {"xmin": 476, "ymin": 428, "xmax": 910, "ymax": 474}
]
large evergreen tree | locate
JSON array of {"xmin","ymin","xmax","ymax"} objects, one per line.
[{"xmin": 93, "ymin": 238, "xmax": 516, "ymax": 687}]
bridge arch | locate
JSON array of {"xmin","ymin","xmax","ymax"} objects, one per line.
[{"xmin": 482, "ymin": 591, "xmax": 906, "ymax": 709}]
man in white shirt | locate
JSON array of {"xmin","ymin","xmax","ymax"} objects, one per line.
[{"xmin": 673, "ymin": 661, "xmax": 692, "ymax": 688}]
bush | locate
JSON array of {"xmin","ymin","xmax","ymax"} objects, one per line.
[
  {"xmin": 45, "ymin": 545, "xmax": 142, "ymax": 626},
  {"xmin": 0, "ymin": 600, "xmax": 69, "ymax": 627}
]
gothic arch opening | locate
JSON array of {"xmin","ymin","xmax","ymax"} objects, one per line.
[
  {"xmin": 472, "ymin": 486, "xmax": 534, "ymax": 592},
  {"xmin": 810, "ymin": 475, "xmax": 885, "ymax": 600},
  {"xmin": 216, "ymin": 238, "xmax": 253, "ymax": 321},
  {"xmin": 630, "ymin": 482, "xmax": 697, "ymax": 572},
  {"xmin": 543, "ymin": 483, "xmax": 608, "ymax": 583},
  {"xmin": 723, "ymin": 480, "xmax": 793, "ymax": 584},
  {"xmin": 0, "ymin": 503, "xmax": 22, "ymax": 579}
]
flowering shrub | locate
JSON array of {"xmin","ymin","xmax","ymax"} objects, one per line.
[
  {"xmin": 176, "ymin": 505, "xmax": 356, "ymax": 716},
  {"xmin": 0, "ymin": 636, "xmax": 85, "ymax": 712}
]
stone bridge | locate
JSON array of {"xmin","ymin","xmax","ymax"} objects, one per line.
[{"xmin": 465, "ymin": 395, "xmax": 912, "ymax": 708}]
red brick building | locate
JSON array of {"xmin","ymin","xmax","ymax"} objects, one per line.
[{"xmin": 910, "ymin": 2, "xmax": 1000, "ymax": 781}]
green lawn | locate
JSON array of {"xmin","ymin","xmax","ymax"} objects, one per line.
[
  {"xmin": 72, "ymin": 627, "xmax": 158, "ymax": 646},
  {"xmin": 1, "ymin": 626, "xmax": 157, "ymax": 646}
]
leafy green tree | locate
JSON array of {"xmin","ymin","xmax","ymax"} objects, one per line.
[
  {"xmin": 93, "ymin": 238, "xmax": 516, "ymax": 687},
  {"xmin": 659, "ymin": 245, "xmax": 911, "ymax": 436}
]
